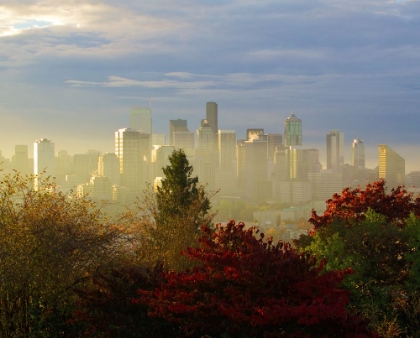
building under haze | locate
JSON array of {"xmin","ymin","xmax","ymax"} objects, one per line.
[
  {"xmin": 34, "ymin": 138, "xmax": 55, "ymax": 177},
  {"xmin": 378, "ymin": 144, "xmax": 405, "ymax": 189},
  {"xmin": 169, "ymin": 119, "xmax": 188, "ymax": 145},
  {"xmin": 115, "ymin": 128, "xmax": 151, "ymax": 201},
  {"xmin": 130, "ymin": 107, "xmax": 152, "ymax": 134},
  {"xmin": 218, "ymin": 130, "xmax": 237, "ymax": 194},
  {"xmin": 284, "ymin": 113, "xmax": 302, "ymax": 147},
  {"xmin": 326, "ymin": 129, "xmax": 344, "ymax": 173},
  {"xmin": 351, "ymin": 138, "xmax": 365, "ymax": 182}
]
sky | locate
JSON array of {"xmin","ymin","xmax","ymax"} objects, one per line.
[{"xmin": 1, "ymin": 0, "xmax": 419, "ymax": 171}]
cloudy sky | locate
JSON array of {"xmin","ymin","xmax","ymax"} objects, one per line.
[{"xmin": 1, "ymin": 0, "xmax": 419, "ymax": 170}]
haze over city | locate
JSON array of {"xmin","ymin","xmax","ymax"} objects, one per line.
[{"xmin": 1, "ymin": 0, "xmax": 420, "ymax": 170}]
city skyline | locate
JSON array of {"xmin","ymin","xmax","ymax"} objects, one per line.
[
  {"xmin": 0, "ymin": 105, "xmax": 418, "ymax": 173},
  {"xmin": 1, "ymin": 1, "xmax": 420, "ymax": 171}
]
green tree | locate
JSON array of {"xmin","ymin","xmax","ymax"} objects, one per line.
[
  {"xmin": 134, "ymin": 149, "xmax": 215, "ymax": 271},
  {"xmin": 155, "ymin": 149, "xmax": 211, "ymax": 227}
]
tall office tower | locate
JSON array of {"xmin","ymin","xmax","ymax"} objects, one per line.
[
  {"xmin": 284, "ymin": 113, "xmax": 302, "ymax": 147},
  {"xmin": 351, "ymin": 138, "xmax": 365, "ymax": 168},
  {"xmin": 351, "ymin": 138, "xmax": 365, "ymax": 183},
  {"xmin": 169, "ymin": 119, "xmax": 188, "ymax": 145},
  {"xmin": 378, "ymin": 144, "xmax": 405, "ymax": 190},
  {"xmin": 14, "ymin": 145, "xmax": 29, "ymax": 174},
  {"xmin": 196, "ymin": 119, "xmax": 214, "ymax": 149},
  {"xmin": 218, "ymin": 130, "xmax": 237, "ymax": 194},
  {"xmin": 130, "ymin": 106, "xmax": 152, "ymax": 134},
  {"xmin": 267, "ymin": 134, "xmax": 282, "ymax": 160},
  {"xmin": 34, "ymin": 138, "xmax": 55, "ymax": 177},
  {"xmin": 173, "ymin": 131, "xmax": 195, "ymax": 156},
  {"xmin": 115, "ymin": 128, "xmax": 149, "ymax": 201},
  {"xmin": 98, "ymin": 153, "xmax": 120, "ymax": 185},
  {"xmin": 326, "ymin": 129, "xmax": 344, "ymax": 173},
  {"xmin": 206, "ymin": 102, "xmax": 218, "ymax": 136},
  {"xmin": 245, "ymin": 139, "xmax": 269, "ymax": 201}
]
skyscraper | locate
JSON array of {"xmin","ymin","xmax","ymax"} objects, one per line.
[
  {"xmin": 378, "ymin": 144, "xmax": 405, "ymax": 189},
  {"xmin": 34, "ymin": 138, "xmax": 55, "ymax": 176},
  {"xmin": 130, "ymin": 106, "xmax": 152, "ymax": 134},
  {"xmin": 284, "ymin": 113, "xmax": 302, "ymax": 147},
  {"xmin": 326, "ymin": 129, "xmax": 344, "ymax": 172},
  {"xmin": 169, "ymin": 119, "xmax": 188, "ymax": 145},
  {"xmin": 218, "ymin": 130, "xmax": 237, "ymax": 194},
  {"xmin": 206, "ymin": 102, "xmax": 218, "ymax": 135},
  {"xmin": 351, "ymin": 138, "xmax": 365, "ymax": 168},
  {"xmin": 196, "ymin": 119, "xmax": 214, "ymax": 150},
  {"xmin": 115, "ymin": 128, "xmax": 150, "ymax": 200},
  {"xmin": 351, "ymin": 138, "xmax": 365, "ymax": 182}
]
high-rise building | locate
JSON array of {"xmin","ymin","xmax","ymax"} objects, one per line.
[
  {"xmin": 130, "ymin": 106, "xmax": 152, "ymax": 134},
  {"xmin": 326, "ymin": 129, "xmax": 344, "ymax": 172},
  {"xmin": 378, "ymin": 144, "xmax": 405, "ymax": 189},
  {"xmin": 218, "ymin": 130, "xmax": 237, "ymax": 194},
  {"xmin": 351, "ymin": 138, "xmax": 365, "ymax": 168},
  {"xmin": 284, "ymin": 113, "xmax": 302, "ymax": 147},
  {"xmin": 196, "ymin": 119, "xmax": 214, "ymax": 150},
  {"xmin": 351, "ymin": 138, "xmax": 365, "ymax": 183},
  {"xmin": 206, "ymin": 102, "xmax": 218, "ymax": 135},
  {"xmin": 34, "ymin": 138, "xmax": 55, "ymax": 177},
  {"xmin": 244, "ymin": 139, "xmax": 269, "ymax": 200},
  {"xmin": 115, "ymin": 128, "xmax": 150, "ymax": 200},
  {"xmin": 267, "ymin": 134, "xmax": 282, "ymax": 160},
  {"xmin": 169, "ymin": 119, "xmax": 188, "ymax": 145}
]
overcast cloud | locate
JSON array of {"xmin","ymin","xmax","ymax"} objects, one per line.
[{"xmin": 0, "ymin": 0, "xmax": 419, "ymax": 170}]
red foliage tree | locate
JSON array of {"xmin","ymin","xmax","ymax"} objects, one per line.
[
  {"xmin": 310, "ymin": 179, "xmax": 420, "ymax": 229},
  {"xmin": 136, "ymin": 221, "xmax": 375, "ymax": 337}
]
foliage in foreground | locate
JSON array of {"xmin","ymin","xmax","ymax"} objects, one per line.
[
  {"xmin": 297, "ymin": 180, "xmax": 420, "ymax": 336},
  {"xmin": 0, "ymin": 171, "xmax": 125, "ymax": 337},
  {"xmin": 137, "ymin": 221, "xmax": 374, "ymax": 337}
]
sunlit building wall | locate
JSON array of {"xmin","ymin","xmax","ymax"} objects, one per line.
[
  {"xmin": 378, "ymin": 144, "xmax": 405, "ymax": 189},
  {"xmin": 34, "ymin": 138, "xmax": 55, "ymax": 177},
  {"xmin": 244, "ymin": 139, "xmax": 269, "ymax": 200}
]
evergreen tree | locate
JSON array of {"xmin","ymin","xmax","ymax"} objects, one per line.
[
  {"xmin": 136, "ymin": 149, "xmax": 215, "ymax": 271},
  {"xmin": 154, "ymin": 149, "xmax": 211, "ymax": 228}
]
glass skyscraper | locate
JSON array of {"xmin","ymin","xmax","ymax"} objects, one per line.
[{"xmin": 283, "ymin": 113, "xmax": 302, "ymax": 147}]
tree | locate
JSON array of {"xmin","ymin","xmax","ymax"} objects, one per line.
[
  {"xmin": 137, "ymin": 221, "xmax": 374, "ymax": 337},
  {"xmin": 0, "ymin": 171, "xmax": 125, "ymax": 337},
  {"xmin": 296, "ymin": 180, "xmax": 420, "ymax": 336},
  {"xmin": 155, "ymin": 149, "xmax": 211, "ymax": 227},
  {"xmin": 133, "ymin": 149, "xmax": 215, "ymax": 271},
  {"xmin": 309, "ymin": 179, "xmax": 420, "ymax": 230}
]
